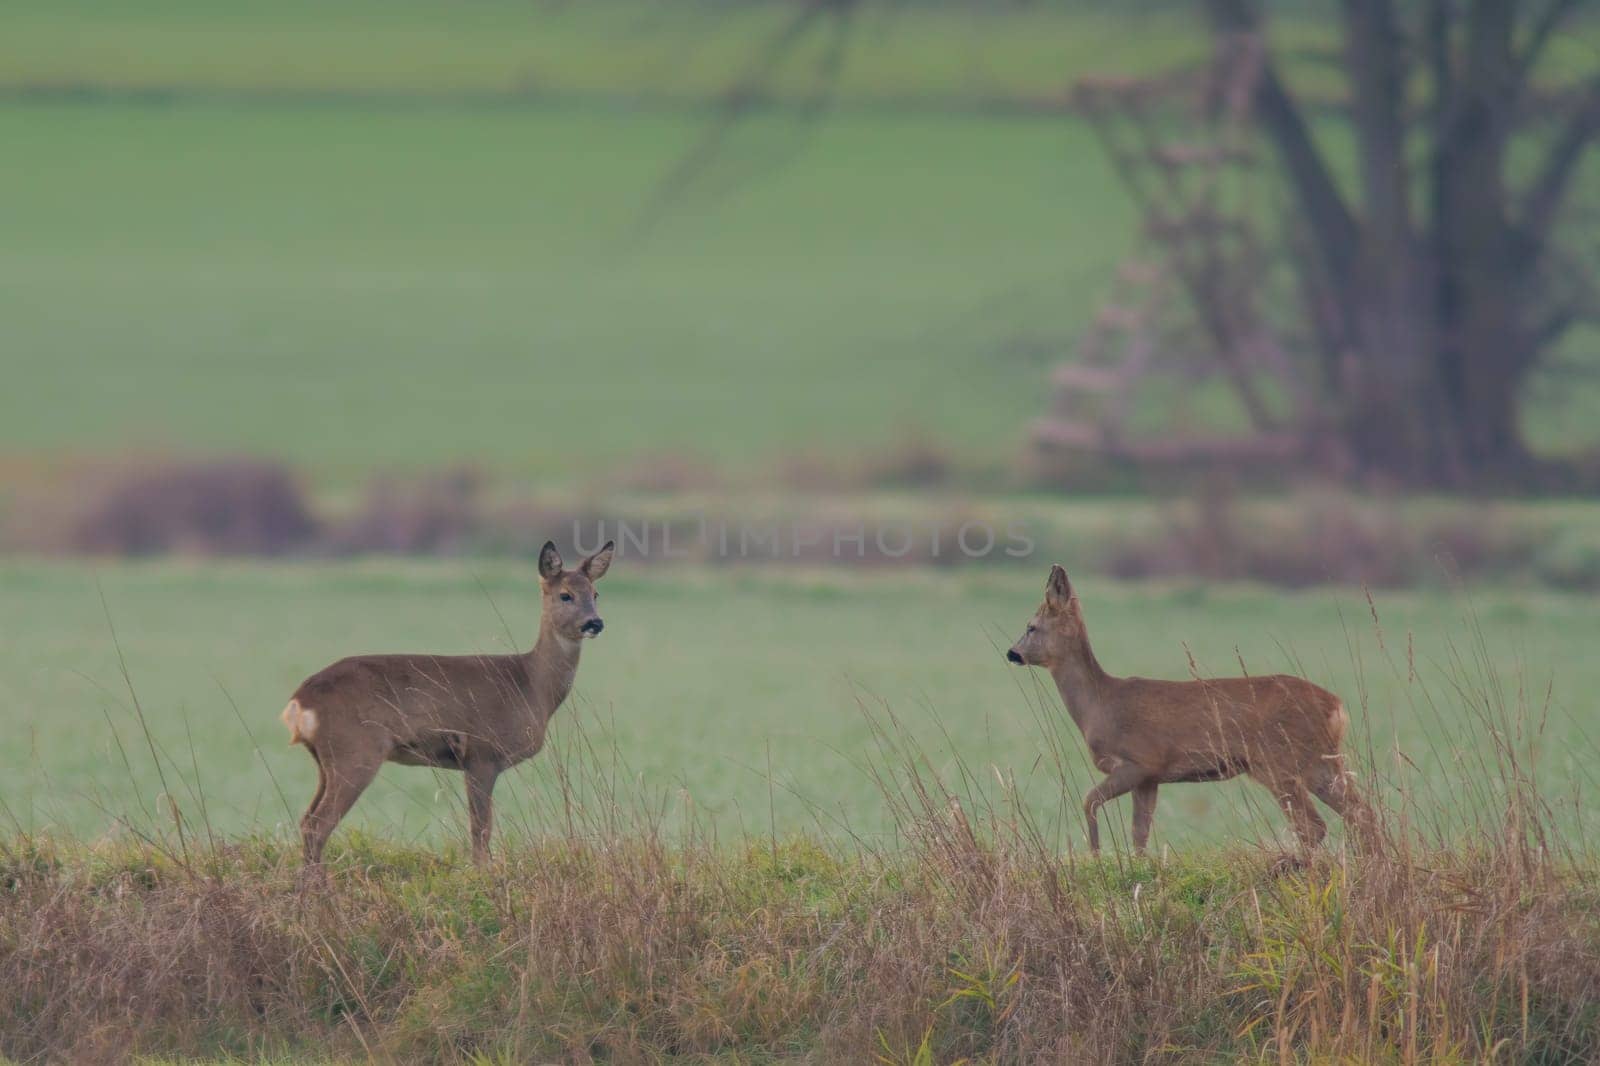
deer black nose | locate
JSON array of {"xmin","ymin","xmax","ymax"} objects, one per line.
[
  {"xmin": 1006, "ymin": 649, "xmax": 1023, "ymax": 664},
  {"xmin": 582, "ymin": 618, "xmax": 604, "ymax": 635}
]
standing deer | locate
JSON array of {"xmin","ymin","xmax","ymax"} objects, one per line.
[
  {"xmin": 280, "ymin": 540, "xmax": 613, "ymax": 870},
  {"xmin": 1006, "ymin": 565, "xmax": 1372, "ymax": 856}
]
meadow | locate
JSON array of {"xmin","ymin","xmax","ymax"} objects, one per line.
[
  {"xmin": 4, "ymin": 560, "xmax": 1599, "ymax": 1063},
  {"xmin": 6, "ymin": 4, "xmax": 1600, "ymax": 1060},
  {"xmin": 4, "ymin": 560, "xmax": 1596, "ymax": 854}
]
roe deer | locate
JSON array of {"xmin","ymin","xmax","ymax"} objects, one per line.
[
  {"xmin": 1006, "ymin": 565, "xmax": 1372, "ymax": 856},
  {"xmin": 280, "ymin": 540, "xmax": 614, "ymax": 870}
]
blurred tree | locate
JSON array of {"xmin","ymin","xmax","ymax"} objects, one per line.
[
  {"xmin": 1190, "ymin": 0, "xmax": 1600, "ymax": 484},
  {"xmin": 648, "ymin": 0, "xmax": 1600, "ymax": 486}
]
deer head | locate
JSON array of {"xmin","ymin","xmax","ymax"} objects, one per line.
[
  {"xmin": 1006, "ymin": 564, "xmax": 1085, "ymax": 668},
  {"xmin": 538, "ymin": 539, "xmax": 614, "ymax": 641}
]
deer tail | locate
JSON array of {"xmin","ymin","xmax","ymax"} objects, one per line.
[
  {"xmin": 1329, "ymin": 699, "xmax": 1351, "ymax": 746},
  {"xmin": 280, "ymin": 699, "xmax": 319, "ymax": 746}
]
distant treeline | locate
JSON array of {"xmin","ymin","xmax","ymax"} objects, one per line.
[{"xmin": 5, "ymin": 456, "xmax": 1600, "ymax": 591}]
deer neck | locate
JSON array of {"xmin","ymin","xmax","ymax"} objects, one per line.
[
  {"xmin": 1048, "ymin": 630, "xmax": 1113, "ymax": 733},
  {"xmin": 526, "ymin": 621, "xmax": 583, "ymax": 717}
]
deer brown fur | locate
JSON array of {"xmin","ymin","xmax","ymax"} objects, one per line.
[
  {"xmin": 280, "ymin": 540, "xmax": 614, "ymax": 869},
  {"xmin": 1007, "ymin": 565, "xmax": 1372, "ymax": 855}
]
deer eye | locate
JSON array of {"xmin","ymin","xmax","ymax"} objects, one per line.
[
  {"xmin": 560, "ymin": 593, "xmax": 573, "ymax": 603},
  {"xmin": 1026, "ymin": 625, "xmax": 1037, "ymax": 634}
]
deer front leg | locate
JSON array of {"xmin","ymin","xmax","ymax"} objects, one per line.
[
  {"xmin": 465, "ymin": 761, "xmax": 501, "ymax": 867},
  {"xmin": 1131, "ymin": 780, "xmax": 1159, "ymax": 853},
  {"xmin": 1083, "ymin": 763, "xmax": 1147, "ymax": 854}
]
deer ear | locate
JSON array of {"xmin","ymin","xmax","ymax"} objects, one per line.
[
  {"xmin": 580, "ymin": 540, "xmax": 615, "ymax": 581},
  {"xmin": 1045, "ymin": 564, "xmax": 1072, "ymax": 607},
  {"xmin": 537, "ymin": 541, "xmax": 563, "ymax": 581}
]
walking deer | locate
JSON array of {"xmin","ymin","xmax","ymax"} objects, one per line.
[
  {"xmin": 280, "ymin": 540, "xmax": 614, "ymax": 870},
  {"xmin": 1006, "ymin": 565, "xmax": 1372, "ymax": 856}
]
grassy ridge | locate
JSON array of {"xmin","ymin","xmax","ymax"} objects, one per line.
[
  {"xmin": 5, "ymin": 817, "xmax": 1597, "ymax": 1061},
  {"xmin": 6, "ymin": 615, "xmax": 1597, "ymax": 1061},
  {"xmin": 5, "ymin": 561, "xmax": 1597, "ymax": 849}
]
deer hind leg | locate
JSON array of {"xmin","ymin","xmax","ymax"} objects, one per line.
[
  {"xmin": 1131, "ymin": 781, "xmax": 1159, "ymax": 853},
  {"xmin": 300, "ymin": 749, "xmax": 384, "ymax": 869},
  {"xmin": 464, "ymin": 761, "xmax": 501, "ymax": 868},
  {"xmin": 1083, "ymin": 764, "xmax": 1147, "ymax": 855},
  {"xmin": 1309, "ymin": 756, "xmax": 1378, "ymax": 849},
  {"xmin": 1258, "ymin": 773, "xmax": 1326, "ymax": 851},
  {"xmin": 299, "ymin": 747, "xmax": 328, "ymax": 840}
]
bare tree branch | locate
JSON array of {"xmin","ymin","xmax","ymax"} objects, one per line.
[
  {"xmin": 1514, "ymin": 0, "xmax": 1586, "ymax": 89},
  {"xmin": 1425, "ymin": 0, "xmax": 1457, "ymax": 232},
  {"xmin": 1519, "ymin": 72, "xmax": 1600, "ymax": 253},
  {"xmin": 1465, "ymin": 0, "xmax": 1519, "ymax": 139},
  {"xmin": 1205, "ymin": 2, "xmax": 1363, "ymax": 314},
  {"xmin": 1343, "ymin": 0, "xmax": 1414, "ymax": 246},
  {"xmin": 631, "ymin": 1, "xmax": 846, "ymax": 238},
  {"xmin": 1203, "ymin": 0, "xmax": 1359, "ymax": 299}
]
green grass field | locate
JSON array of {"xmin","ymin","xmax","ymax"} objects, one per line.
[
  {"xmin": 4, "ymin": 561, "xmax": 1595, "ymax": 853},
  {"xmin": 4, "ymin": 2, "xmax": 1600, "ymax": 858}
]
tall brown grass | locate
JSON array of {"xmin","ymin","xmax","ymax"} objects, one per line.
[{"xmin": 1, "ymin": 611, "xmax": 1596, "ymax": 1063}]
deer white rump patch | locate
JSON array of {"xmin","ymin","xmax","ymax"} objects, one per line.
[
  {"xmin": 1330, "ymin": 701, "xmax": 1350, "ymax": 744},
  {"xmin": 281, "ymin": 699, "xmax": 319, "ymax": 745}
]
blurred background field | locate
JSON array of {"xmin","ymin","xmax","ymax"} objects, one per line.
[
  {"xmin": 6, "ymin": 0, "xmax": 1600, "ymax": 478},
  {"xmin": 2, "ymin": 101, "xmax": 1117, "ymax": 477},
  {"xmin": 4, "ymin": 0, "xmax": 1600, "ymax": 853},
  {"xmin": 2, "ymin": 0, "xmax": 1221, "ymax": 100}
]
